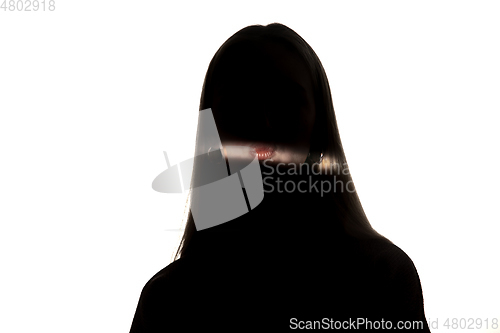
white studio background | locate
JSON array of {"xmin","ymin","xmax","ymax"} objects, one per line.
[{"xmin": 0, "ymin": 1, "xmax": 499, "ymax": 332}]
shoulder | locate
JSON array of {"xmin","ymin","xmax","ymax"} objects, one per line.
[
  {"xmin": 140, "ymin": 256, "xmax": 194, "ymax": 299},
  {"xmin": 356, "ymin": 237, "xmax": 419, "ymax": 276},
  {"xmin": 353, "ymin": 238, "xmax": 424, "ymax": 296},
  {"xmin": 132, "ymin": 255, "xmax": 250, "ymax": 331},
  {"xmin": 358, "ymin": 238, "xmax": 428, "ymax": 319},
  {"xmin": 130, "ymin": 257, "xmax": 197, "ymax": 332},
  {"xmin": 144, "ymin": 258, "xmax": 185, "ymax": 285}
]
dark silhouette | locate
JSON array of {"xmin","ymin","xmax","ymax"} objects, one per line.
[{"xmin": 129, "ymin": 23, "xmax": 430, "ymax": 332}]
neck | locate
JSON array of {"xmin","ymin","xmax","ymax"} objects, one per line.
[{"xmin": 190, "ymin": 171, "xmax": 345, "ymax": 256}]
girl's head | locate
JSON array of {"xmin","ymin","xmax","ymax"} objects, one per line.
[
  {"xmin": 175, "ymin": 23, "xmax": 386, "ymax": 260},
  {"xmin": 200, "ymin": 23, "xmax": 336, "ymax": 170}
]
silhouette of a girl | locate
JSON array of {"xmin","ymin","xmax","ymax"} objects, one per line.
[{"xmin": 130, "ymin": 23, "xmax": 430, "ymax": 332}]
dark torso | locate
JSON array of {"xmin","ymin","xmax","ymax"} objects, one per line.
[
  {"xmin": 130, "ymin": 235, "xmax": 430, "ymax": 332},
  {"xmin": 130, "ymin": 175, "xmax": 430, "ymax": 331}
]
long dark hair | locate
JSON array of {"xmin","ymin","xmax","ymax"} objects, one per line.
[{"xmin": 173, "ymin": 23, "xmax": 388, "ymax": 261}]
